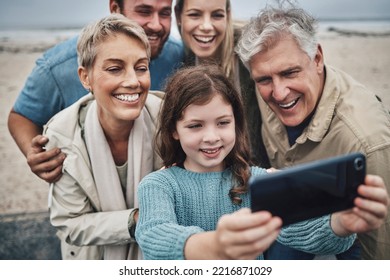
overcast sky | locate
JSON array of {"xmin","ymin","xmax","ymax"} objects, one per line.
[{"xmin": 1, "ymin": 0, "xmax": 389, "ymax": 29}]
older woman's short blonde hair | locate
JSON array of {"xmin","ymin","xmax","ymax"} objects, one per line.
[{"xmin": 77, "ymin": 14, "xmax": 151, "ymax": 70}]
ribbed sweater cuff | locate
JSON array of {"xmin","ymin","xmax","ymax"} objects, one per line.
[
  {"xmin": 277, "ymin": 215, "xmax": 356, "ymax": 255},
  {"xmin": 138, "ymin": 224, "xmax": 203, "ymax": 259}
]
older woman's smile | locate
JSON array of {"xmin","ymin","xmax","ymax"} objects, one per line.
[{"xmin": 114, "ymin": 93, "xmax": 140, "ymax": 103}]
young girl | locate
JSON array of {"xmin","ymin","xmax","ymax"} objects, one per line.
[{"xmin": 135, "ymin": 65, "xmax": 388, "ymax": 260}]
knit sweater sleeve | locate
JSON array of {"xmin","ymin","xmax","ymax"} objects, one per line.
[
  {"xmin": 135, "ymin": 170, "xmax": 204, "ymax": 260},
  {"xmin": 277, "ymin": 215, "xmax": 356, "ymax": 255}
]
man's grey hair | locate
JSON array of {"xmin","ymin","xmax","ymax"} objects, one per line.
[
  {"xmin": 77, "ymin": 14, "xmax": 151, "ymax": 69},
  {"xmin": 235, "ymin": 0, "xmax": 319, "ymax": 68}
]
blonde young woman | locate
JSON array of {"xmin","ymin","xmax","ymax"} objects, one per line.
[
  {"xmin": 44, "ymin": 14, "xmax": 162, "ymax": 260},
  {"xmin": 174, "ymin": 0, "xmax": 269, "ymax": 168}
]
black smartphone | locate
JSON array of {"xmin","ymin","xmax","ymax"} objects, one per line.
[{"xmin": 249, "ymin": 153, "xmax": 366, "ymax": 226}]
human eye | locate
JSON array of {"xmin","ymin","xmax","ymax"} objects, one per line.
[
  {"xmin": 136, "ymin": 64, "xmax": 149, "ymax": 73},
  {"xmin": 106, "ymin": 65, "xmax": 122, "ymax": 74},
  {"xmin": 160, "ymin": 8, "xmax": 172, "ymax": 18},
  {"xmin": 136, "ymin": 7, "xmax": 152, "ymax": 17},
  {"xmin": 212, "ymin": 11, "xmax": 225, "ymax": 19},
  {"xmin": 255, "ymin": 76, "xmax": 271, "ymax": 85},
  {"xmin": 186, "ymin": 10, "xmax": 201, "ymax": 18},
  {"xmin": 282, "ymin": 68, "xmax": 300, "ymax": 78},
  {"xmin": 137, "ymin": 67, "xmax": 148, "ymax": 73},
  {"xmin": 187, "ymin": 123, "xmax": 202, "ymax": 129},
  {"xmin": 218, "ymin": 119, "xmax": 231, "ymax": 126}
]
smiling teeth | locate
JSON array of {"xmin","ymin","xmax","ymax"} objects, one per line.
[
  {"xmin": 147, "ymin": 35, "xmax": 159, "ymax": 41},
  {"xmin": 202, "ymin": 148, "xmax": 220, "ymax": 154},
  {"xmin": 279, "ymin": 99, "xmax": 298, "ymax": 109},
  {"xmin": 115, "ymin": 94, "xmax": 139, "ymax": 102},
  {"xmin": 194, "ymin": 36, "xmax": 214, "ymax": 43}
]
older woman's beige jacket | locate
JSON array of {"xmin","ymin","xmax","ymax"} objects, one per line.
[{"xmin": 43, "ymin": 92, "xmax": 163, "ymax": 259}]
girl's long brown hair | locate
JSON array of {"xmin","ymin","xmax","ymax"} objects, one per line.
[{"xmin": 157, "ymin": 64, "xmax": 252, "ymax": 204}]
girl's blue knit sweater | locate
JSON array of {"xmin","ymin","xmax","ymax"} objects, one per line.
[{"xmin": 136, "ymin": 166, "xmax": 355, "ymax": 259}]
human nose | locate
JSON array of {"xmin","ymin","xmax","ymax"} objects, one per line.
[
  {"xmin": 199, "ymin": 15, "xmax": 213, "ymax": 31},
  {"xmin": 203, "ymin": 126, "xmax": 220, "ymax": 143},
  {"xmin": 122, "ymin": 69, "xmax": 140, "ymax": 88},
  {"xmin": 271, "ymin": 79, "xmax": 289, "ymax": 101},
  {"xmin": 146, "ymin": 13, "xmax": 162, "ymax": 32}
]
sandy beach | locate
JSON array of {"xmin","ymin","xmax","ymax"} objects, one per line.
[{"xmin": 0, "ymin": 29, "xmax": 390, "ymax": 215}]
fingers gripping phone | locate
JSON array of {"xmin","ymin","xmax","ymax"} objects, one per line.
[{"xmin": 249, "ymin": 153, "xmax": 366, "ymax": 226}]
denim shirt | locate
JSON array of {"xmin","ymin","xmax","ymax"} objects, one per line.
[
  {"xmin": 150, "ymin": 35, "xmax": 184, "ymax": 90},
  {"xmin": 13, "ymin": 35, "xmax": 184, "ymax": 127}
]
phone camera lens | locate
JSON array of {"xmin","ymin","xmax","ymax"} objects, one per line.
[{"xmin": 354, "ymin": 157, "xmax": 364, "ymax": 171}]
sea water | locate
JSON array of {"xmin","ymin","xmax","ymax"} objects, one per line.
[{"xmin": 1, "ymin": 0, "xmax": 389, "ymax": 52}]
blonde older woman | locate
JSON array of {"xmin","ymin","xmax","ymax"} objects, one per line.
[{"xmin": 44, "ymin": 14, "xmax": 162, "ymax": 260}]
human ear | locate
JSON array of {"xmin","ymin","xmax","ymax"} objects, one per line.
[
  {"xmin": 314, "ymin": 44, "xmax": 325, "ymax": 73},
  {"xmin": 172, "ymin": 130, "xmax": 179, "ymax": 140},
  {"xmin": 109, "ymin": 0, "xmax": 121, "ymax": 13},
  {"xmin": 174, "ymin": 6, "xmax": 182, "ymax": 32},
  {"xmin": 78, "ymin": 66, "xmax": 91, "ymax": 91}
]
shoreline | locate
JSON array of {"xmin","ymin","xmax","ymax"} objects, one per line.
[
  {"xmin": 1, "ymin": 30, "xmax": 389, "ymax": 215},
  {"xmin": 2, "ymin": 19, "xmax": 390, "ymax": 52}
]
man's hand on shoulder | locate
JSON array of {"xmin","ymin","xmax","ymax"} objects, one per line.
[{"xmin": 27, "ymin": 135, "xmax": 66, "ymax": 183}]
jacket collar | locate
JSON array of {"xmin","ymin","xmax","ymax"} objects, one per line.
[{"xmin": 295, "ymin": 65, "xmax": 340, "ymax": 144}]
